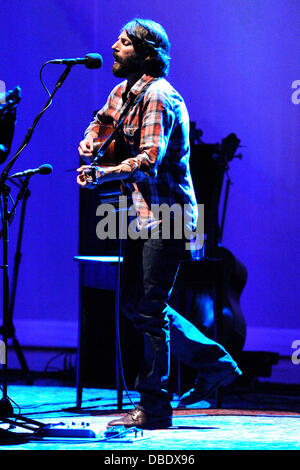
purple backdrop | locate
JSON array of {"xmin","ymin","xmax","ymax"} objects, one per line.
[{"xmin": 1, "ymin": 0, "xmax": 299, "ymax": 364}]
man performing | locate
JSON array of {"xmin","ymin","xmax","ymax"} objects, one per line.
[{"xmin": 77, "ymin": 18, "xmax": 241, "ymax": 430}]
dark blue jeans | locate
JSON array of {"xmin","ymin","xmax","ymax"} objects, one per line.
[{"xmin": 120, "ymin": 230, "xmax": 237, "ymax": 417}]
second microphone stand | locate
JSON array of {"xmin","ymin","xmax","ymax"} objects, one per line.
[
  {"xmin": 0, "ymin": 64, "xmax": 73, "ymax": 435},
  {"xmin": 0, "ymin": 176, "xmax": 33, "ymax": 384}
]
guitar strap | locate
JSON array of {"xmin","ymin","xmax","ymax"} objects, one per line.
[{"xmin": 92, "ymin": 85, "xmax": 150, "ymax": 165}]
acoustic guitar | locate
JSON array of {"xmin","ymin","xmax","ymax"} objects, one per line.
[
  {"xmin": 85, "ymin": 123, "xmax": 129, "ymax": 206},
  {"xmin": 189, "ymin": 130, "xmax": 247, "ymax": 358},
  {"xmin": 92, "ymin": 123, "xmax": 118, "ymax": 167}
]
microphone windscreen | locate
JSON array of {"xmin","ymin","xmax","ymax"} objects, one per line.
[
  {"xmin": 39, "ymin": 164, "xmax": 53, "ymax": 175},
  {"xmin": 85, "ymin": 53, "xmax": 103, "ymax": 69}
]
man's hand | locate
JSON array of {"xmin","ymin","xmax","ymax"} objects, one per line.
[
  {"xmin": 76, "ymin": 162, "xmax": 132, "ymax": 187},
  {"xmin": 76, "ymin": 165, "xmax": 110, "ymax": 188},
  {"xmin": 78, "ymin": 134, "xmax": 96, "ymax": 158},
  {"xmin": 76, "ymin": 165, "xmax": 97, "ymax": 187}
]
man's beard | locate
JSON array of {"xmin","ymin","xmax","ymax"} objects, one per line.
[{"xmin": 112, "ymin": 54, "xmax": 141, "ymax": 78}]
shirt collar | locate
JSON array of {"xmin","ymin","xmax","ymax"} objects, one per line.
[{"xmin": 121, "ymin": 74, "xmax": 158, "ymax": 103}]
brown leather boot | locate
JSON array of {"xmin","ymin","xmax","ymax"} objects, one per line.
[{"xmin": 107, "ymin": 408, "xmax": 172, "ymax": 430}]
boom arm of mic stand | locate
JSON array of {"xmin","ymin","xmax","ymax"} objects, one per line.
[{"xmin": 0, "ymin": 64, "xmax": 73, "ymax": 188}]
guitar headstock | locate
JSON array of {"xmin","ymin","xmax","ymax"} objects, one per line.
[{"xmin": 219, "ymin": 133, "xmax": 242, "ymax": 163}]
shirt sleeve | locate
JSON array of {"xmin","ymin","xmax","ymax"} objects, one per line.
[
  {"xmin": 84, "ymin": 84, "xmax": 121, "ymax": 137},
  {"xmin": 84, "ymin": 101, "xmax": 110, "ymax": 137},
  {"xmin": 121, "ymin": 90, "xmax": 175, "ymax": 177}
]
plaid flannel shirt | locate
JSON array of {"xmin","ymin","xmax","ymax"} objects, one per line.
[{"xmin": 85, "ymin": 74, "xmax": 198, "ymax": 233}]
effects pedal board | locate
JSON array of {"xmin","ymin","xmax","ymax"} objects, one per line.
[
  {"xmin": 34, "ymin": 421, "xmax": 147, "ymax": 442},
  {"xmin": 35, "ymin": 421, "xmax": 102, "ymax": 439}
]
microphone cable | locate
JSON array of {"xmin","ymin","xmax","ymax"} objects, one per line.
[
  {"xmin": 114, "ymin": 204, "xmax": 137, "ymax": 409},
  {"xmin": 0, "ymin": 60, "xmax": 61, "ymax": 182},
  {"xmin": 39, "ymin": 61, "xmax": 54, "ymax": 109}
]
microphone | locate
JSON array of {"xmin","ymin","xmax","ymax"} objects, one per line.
[
  {"xmin": 48, "ymin": 53, "xmax": 103, "ymax": 69},
  {"xmin": 9, "ymin": 164, "xmax": 53, "ymax": 179}
]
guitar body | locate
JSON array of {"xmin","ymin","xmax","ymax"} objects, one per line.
[
  {"xmin": 90, "ymin": 124, "xmax": 129, "ymax": 207},
  {"xmin": 92, "ymin": 124, "xmax": 118, "ymax": 167}
]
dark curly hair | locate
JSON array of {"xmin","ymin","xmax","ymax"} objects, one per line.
[{"xmin": 121, "ymin": 18, "xmax": 171, "ymax": 77}]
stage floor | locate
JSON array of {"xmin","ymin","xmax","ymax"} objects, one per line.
[{"xmin": 0, "ymin": 377, "xmax": 299, "ymax": 452}]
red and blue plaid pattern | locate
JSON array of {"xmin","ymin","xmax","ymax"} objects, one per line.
[{"xmin": 85, "ymin": 74, "xmax": 198, "ymax": 231}]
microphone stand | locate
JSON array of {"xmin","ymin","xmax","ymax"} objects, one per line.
[
  {"xmin": 0, "ymin": 64, "xmax": 73, "ymax": 435},
  {"xmin": 0, "ymin": 177, "xmax": 33, "ymax": 385}
]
